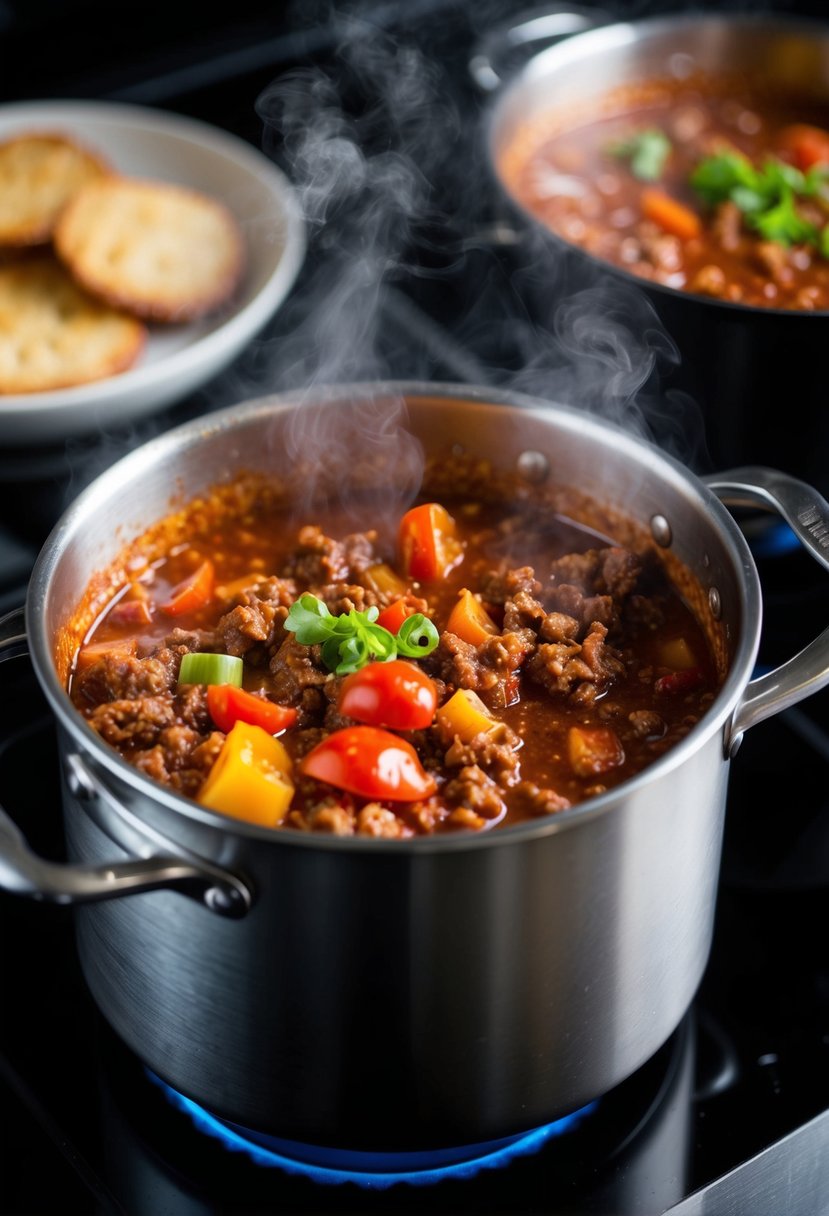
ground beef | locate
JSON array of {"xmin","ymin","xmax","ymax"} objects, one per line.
[
  {"xmin": 305, "ymin": 800, "xmax": 356, "ymax": 835},
  {"xmin": 74, "ymin": 648, "xmax": 180, "ymax": 707},
  {"xmin": 502, "ymin": 589, "xmax": 547, "ymax": 633},
  {"xmin": 437, "ymin": 632, "xmax": 500, "ymax": 694},
  {"xmin": 479, "ymin": 565, "xmax": 542, "ymax": 604},
  {"xmin": 269, "ymin": 635, "xmax": 331, "ymax": 704},
  {"xmin": 281, "ymin": 526, "xmax": 378, "ymax": 585},
  {"xmin": 165, "ymin": 626, "xmax": 219, "ymax": 652},
  {"xmin": 317, "ymin": 582, "xmax": 381, "ymax": 616},
  {"xmin": 217, "ymin": 585, "xmax": 292, "ymax": 657},
  {"xmin": 514, "ymin": 781, "xmax": 572, "ymax": 816},
  {"xmin": 443, "ymin": 724, "xmax": 520, "ymax": 782},
  {"xmin": 176, "ymin": 683, "xmax": 211, "ymax": 732},
  {"xmin": 527, "ymin": 620, "xmax": 624, "ymax": 702},
  {"xmin": 550, "ymin": 547, "xmax": 642, "ymax": 602},
  {"xmin": 712, "ymin": 200, "xmax": 742, "ymax": 251},
  {"xmin": 356, "ymin": 804, "xmax": 410, "ymax": 838},
  {"xmin": 629, "ymin": 709, "xmax": 667, "ymax": 739},
  {"xmin": 443, "ymin": 765, "xmax": 506, "ymax": 821},
  {"xmin": 87, "ymin": 695, "xmax": 176, "ymax": 748}
]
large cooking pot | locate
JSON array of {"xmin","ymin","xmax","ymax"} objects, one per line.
[
  {"xmin": 479, "ymin": 10, "xmax": 829, "ymax": 493},
  {"xmin": 1, "ymin": 384, "xmax": 828, "ymax": 1151}
]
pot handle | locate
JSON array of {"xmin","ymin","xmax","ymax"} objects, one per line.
[
  {"xmin": 0, "ymin": 605, "xmax": 27, "ymax": 662},
  {"xmin": 0, "ymin": 607, "xmax": 252, "ymax": 918},
  {"xmin": 704, "ymin": 466, "xmax": 829, "ymax": 757},
  {"xmin": 468, "ymin": 4, "xmax": 610, "ymax": 91}
]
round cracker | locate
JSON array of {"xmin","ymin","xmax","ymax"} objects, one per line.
[
  {"xmin": 0, "ymin": 256, "xmax": 146, "ymax": 394},
  {"xmin": 54, "ymin": 177, "xmax": 246, "ymax": 323},
  {"xmin": 0, "ymin": 132, "xmax": 111, "ymax": 248}
]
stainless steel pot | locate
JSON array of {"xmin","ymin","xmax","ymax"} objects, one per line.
[
  {"xmin": 480, "ymin": 11, "xmax": 829, "ymax": 492},
  {"xmin": 2, "ymin": 383, "xmax": 828, "ymax": 1150}
]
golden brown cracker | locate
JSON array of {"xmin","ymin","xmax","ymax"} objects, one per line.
[
  {"xmin": 0, "ymin": 132, "xmax": 111, "ymax": 247},
  {"xmin": 0, "ymin": 256, "xmax": 146, "ymax": 394},
  {"xmin": 54, "ymin": 177, "xmax": 245, "ymax": 322}
]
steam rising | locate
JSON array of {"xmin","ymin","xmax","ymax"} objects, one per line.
[{"xmin": 244, "ymin": 8, "xmax": 710, "ymax": 508}]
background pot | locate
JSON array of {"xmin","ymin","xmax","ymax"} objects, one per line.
[
  {"xmin": 482, "ymin": 11, "xmax": 829, "ymax": 496},
  {"xmin": 2, "ymin": 383, "xmax": 829, "ymax": 1150}
]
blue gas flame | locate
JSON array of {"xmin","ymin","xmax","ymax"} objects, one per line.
[{"xmin": 148, "ymin": 1071, "xmax": 599, "ymax": 1189}]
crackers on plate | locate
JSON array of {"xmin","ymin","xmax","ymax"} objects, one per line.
[
  {"xmin": 0, "ymin": 127, "xmax": 247, "ymax": 395},
  {"xmin": 0, "ymin": 133, "xmax": 110, "ymax": 247},
  {"xmin": 0, "ymin": 257, "xmax": 146, "ymax": 394},
  {"xmin": 54, "ymin": 177, "xmax": 246, "ymax": 323}
]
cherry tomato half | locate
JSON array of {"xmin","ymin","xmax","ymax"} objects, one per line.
[
  {"xmin": 159, "ymin": 560, "xmax": 215, "ymax": 617},
  {"xmin": 780, "ymin": 123, "xmax": 829, "ymax": 171},
  {"xmin": 207, "ymin": 684, "xmax": 297, "ymax": 735},
  {"xmin": 300, "ymin": 725, "xmax": 437, "ymax": 801},
  {"xmin": 338, "ymin": 660, "xmax": 437, "ymax": 731},
  {"xmin": 398, "ymin": 503, "xmax": 463, "ymax": 582}
]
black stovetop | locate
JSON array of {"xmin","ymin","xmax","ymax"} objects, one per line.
[{"xmin": 1, "ymin": 2, "xmax": 828, "ymax": 1213}]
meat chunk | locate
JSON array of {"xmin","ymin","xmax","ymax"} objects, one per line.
[
  {"xmin": 317, "ymin": 582, "xmax": 381, "ymax": 617},
  {"xmin": 74, "ymin": 648, "xmax": 180, "ymax": 706},
  {"xmin": 443, "ymin": 765, "xmax": 505, "ymax": 821},
  {"xmin": 514, "ymin": 781, "xmax": 571, "ymax": 816},
  {"xmin": 281, "ymin": 526, "xmax": 378, "ymax": 585},
  {"xmin": 444, "ymin": 724, "xmax": 520, "ymax": 782},
  {"xmin": 87, "ymin": 695, "xmax": 176, "ymax": 748},
  {"xmin": 527, "ymin": 620, "xmax": 624, "ymax": 702},
  {"xmin": 216, "ymin": 581, "xmax": 295, "ymax": 657},
  {"xmin": 269, "ymin": 635, "xmax": 331, "ymax": 704},
  {"xmin": 356, "ymin": 804, "xmax": 409, "ymax": 838}
]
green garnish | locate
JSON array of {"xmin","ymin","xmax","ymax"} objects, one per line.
[
  {"xmin": 690, "ymin": 151, "xmax": 829, "ymax": 250},
  {"xmin": 396, "ymin": 613, "xmax": 440, "ymax": 658},
  {"xmin": 178, "ymin": 652, "xmax": 243, "ymax": 686},
  {"xmin": 284, "ymin": 594, "xmax": 439, "ymax": 676},
  {"xmin": 608, "ymin": 129, "xmax": 672, "ymax": 181}
]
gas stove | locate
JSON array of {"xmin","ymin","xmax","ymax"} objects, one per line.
[{"xmin": 0, "ymin": 2, "xmax": 827, "ymax": 1213}]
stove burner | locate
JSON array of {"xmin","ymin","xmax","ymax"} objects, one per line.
[
  {"xmin": 148, "ymin": 1071, "xmax": 599, "ymax": 1189},
  {"xmin": 741, "ymin": 518, "xmax": 799, "ymax": 559}
]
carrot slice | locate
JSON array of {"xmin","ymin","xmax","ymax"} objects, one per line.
[
  {"xmin": 159, "ymin": 559, "xmax": 215, "ymax": 617},
  {"xmin": 641, "ymin": 188, "xmax": 702, "ymax": 240}
]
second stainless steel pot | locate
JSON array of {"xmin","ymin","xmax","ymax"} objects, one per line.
[
  {"xmin": 3, "ymin": 383, "xmax": 829, "ymax": 1149},
  {"xmin": 482, "ymin": 12, "xmax": 829, "ymax": 495}
]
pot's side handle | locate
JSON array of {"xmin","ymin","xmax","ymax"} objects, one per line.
[
  {"xmin": 704, "ymin": 466, "xmax": 829, "ymax": 756},
  {"xmin": 468, "ymin": 4, "xmax": 609, "ymax": 91},
  {"xmin": 0, "ymin": 607, "xmax": 252, "ymax": 918},
  {"xmin": 0, "ymin": 606, "xmax": 27, "ymax": 662},
  {"xmin": 0, "ymin": 761, "xmax": 251, "ymax": 918}
]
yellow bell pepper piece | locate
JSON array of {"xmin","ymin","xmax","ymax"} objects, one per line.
[
  {"xmin": 436, "ymin": 688, "xmax": 497, "ymax": 744},
  {"xmin": 446, "ymin": 588, "xmax": 499, "ymax": 647},
  {"xmin": 198, "ymin": 720, "xmax": 294, "ymax": 827},
  {"xmin": 363, "ymin": 562, "xmax": 408, "ymax": 598},
  {"xmin": 658, "ymin": 636, "xmax": 696, "ymax": 670}
]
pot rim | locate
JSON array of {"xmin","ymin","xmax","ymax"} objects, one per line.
[
  {"xmin": 26, "ymin": 381, "xmax": 760, "ymax": 853},
  {"xmin": 485, "ymin": 9, "xmax": 829, "ymax": 320}
]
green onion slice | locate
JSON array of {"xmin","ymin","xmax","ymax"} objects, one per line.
[{"xmin": 178, "ymin": 652, "xmax": 243, "ymax": 686}]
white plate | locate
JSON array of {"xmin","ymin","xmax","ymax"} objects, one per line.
[{"xmin": 0, "ymin": 100, "xmax": 306, "ymax": 446}]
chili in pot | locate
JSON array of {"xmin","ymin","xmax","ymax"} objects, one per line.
[{"xmin": 66, "ymin": 455, "xmax": 720, "ymax": 836}]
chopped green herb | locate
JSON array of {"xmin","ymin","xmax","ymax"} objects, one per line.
[
  {"xmin": 284, "ymin": 593, "xmax": 438, "ymax": 675},
  {"xmin": 608, "ymin": 129, "xmax": 672, "ymax": 182},
  {"xmin": 750, "ymin": 188, "xmax": 818, "ymax": 246},
  {"xmin": 690, "ymin": 150, "xmax": 829, "ymax": 251}
]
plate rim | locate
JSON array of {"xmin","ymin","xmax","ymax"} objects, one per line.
[{"xmin": 0, "ymin": 98, "xmax": 307, "ymax": 433}]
